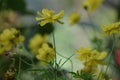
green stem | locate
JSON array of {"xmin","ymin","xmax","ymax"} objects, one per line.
[
  {"xmin": 57, "ymin": 20, "xmax": 64, "ymax": 24},
  {"xmin": 97, "ymin": 68, "xmax": 103, "ymax": 80},
  {"xmin": 21, "ymin": 58, "xmax": 34, "ymax": 67},
  {"xmin": 104, "ymin": 35, "xmax": 115, "ymax": 74},
  {"xmin": 57, "ymin": 52, "xmax": 74, "ymax": 80},
  {"xmin": 52, "ymin": 32, "xmax": 57, "ymax": 80},
  {"xmin": 17, "ymin": 55, "xmax": 21, "ymax": 80},
  {"xmin": 97, "ymin": 35, "xmax": 115, "ymax": 80}
]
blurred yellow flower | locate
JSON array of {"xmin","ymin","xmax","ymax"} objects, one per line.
[
  {"xmin": 36, "ymin": 43, "xmax": 55, "ymax": 65},
  {"xmin": 76, "ymin": 47, "xmax": 107, "ymax": 73},
  {"xmin": 0, "ymin": 28, "xmax": 24, "ymax": 43},
  {"xmin": 0, "ymin": 29, "xmax": 15, "ymax": 41},
  {"xmin": 76, "ymin": 47, "xmax": 92, "ymax": 61},
  {"xmin": 76, "ymin": 47, "xmax": 107, "ymax": 62},
  {"xmin": 90, "ymin": 50, "xmax": 107, "ymax": 60},
  {"xmin": 82, "ymin": 0, "xmax": 104, "ymax": 12},
  {"xmin": 68, "ymin": 12, "xmax": 80, "ymax": 25},
  {"xmin": 29, "ymin": 34, "xmax": 48, "ymax": 54},
  {"xmin": 36, "ymin": 8, "xmax": 64, "ymax": 26},
  {"xmin": 0, "ymin": 28, "xmax": 24, "ymax": 55},
  {"xmin": 83, "ymin": 61, "xmax": 98, "ymax": 73},
  {"xmin": 0, "ymin": 41, "xmax": 12, "ymax": 55},
  {"xmin": 101, "ymin": 22, "xmax": 120, "ymax": 35}
]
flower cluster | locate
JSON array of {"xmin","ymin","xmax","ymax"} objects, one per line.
[
  {"xmin": 101, "ymin": 22, "xmax": 120, "ymax": 35},
  {"xmin": 76, "ymin": 47, "xmax": 107, "ymax": 73},
  {"xmin": 35, "ymin": 8, "xmax": 64, "ymax": 26},
  {"xmin": 29, "ymin": 34, "xmax": 55, "ymax": 64},
  {"xmin": 0, "ymin": 28, "xmax": 24, "ymax": 55},
  {"xmin": 34, "ymin": 8, "xmax": 114, "ymax": 79}
]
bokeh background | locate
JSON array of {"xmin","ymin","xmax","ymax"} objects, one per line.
[{"xmin": 0, "ymin": 0, "xmax": 120, "ymax": 80}]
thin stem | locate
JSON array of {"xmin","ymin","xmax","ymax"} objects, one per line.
[
  {"xmin": 97, "ymin": 68, "xmax": 103, "ymax": 80},
  {"xmin": 52, "ymin": 32, "xmax": 57, "ymax": 80},
  {"xmin": 21, "ymin": 58, "xmax": 34, "ymax": 67},
  {"xmin": 56, "ymin": 20, "xmax": 64, "ymax": 24},
  {"xmin": 104, "ymin": 49, "xmax": 113, "ymax": 73},
  {"xmin": 97, "ymin": 35, "xmax": 115, "ymax": 80},
  {"xmin": 59, "ymin": 54, "xmax": 74, "ymax": 69},
  {"xmin": 57, "ymin": 52, "xmax": 74, "ymax": 80},
  {"xmin": 17, "ymin": 55, "xmax": 21, "ymax": 80},
  {"xmin": 104, "ymin": 35, "xmax": 116, "ymax": 74}
]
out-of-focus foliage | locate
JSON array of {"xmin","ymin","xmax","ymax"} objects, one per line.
[{"xmin": 0, "ymin": 0, "xmax": 33, "ymax": 14}]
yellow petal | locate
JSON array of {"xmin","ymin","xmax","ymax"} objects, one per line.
[
  {"xmin": 35, "ymin": 17, "xmax": 45, "ymax": 21},
  {"xmin": 42, "ymin": 8, "xmax": 54, "ymax": 17},
  {"xmin": 39, "ymin": 19, "xmax": 52, "ymax": 26},
  {"xmin": 97, "ymin": 51, "xmax": 107, "ymax": 60},
  {"xmin": 53, "ymin": 10, "xmax": 64, "ymax": 19}
]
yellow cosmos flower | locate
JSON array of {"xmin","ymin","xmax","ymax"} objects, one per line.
[
  {"xmin": 101, "ymin": 22, "xmax": 120, "ymax": 35},
  {"xmin": 0, "ymin": 29, "xmax": 15, "ymax": 41},
  {"xmin": 83, "ymin": 61, "xmax": 98, "ymax": 73},
  {"xmin": 0, "ymin": 28, "xmax": 24, "ymax": 43},
  {"xmin": 76, "ymin": 47, "xmax": 92, "ymax": 61},
  {"xmin": 76, "ymin": 47, "xmax": 107, "ymax": 61},
  {"xmin": 68, "ymin": 12, "xmax": 80, "ymax": 25},
  {"xmin": 36, "ymin": 8, "xmax": 64, "ymax": 26},
  {"xmin": 82, "ymin": 0, "xmax": 104, "ymax": 12},
  {"xmin": 76, "ymin": 47, "xmax": 107, "ymax": 73},
  {"xmin": 36, "ymin": 43, "xmax": 55, "ymax": 65},
  {"xmin": 0, "ymin": 28, "xmax": 24, "ymax": 55},
  {"xmin": 29, "ymin": 34, "xmax": 48, "ymax": 54},
  {"xmin": 90, "ymin": 50, "xmax": 107, "ymax": 60}
]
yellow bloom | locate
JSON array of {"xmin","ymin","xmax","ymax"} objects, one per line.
[
  {"xmin": 76, "ymin": 47, "xmax": 107, "ymax": 61},
  {"xmin": 29, "ymin": 34, "xmax": 48, "ymax": 54},
  {"xmin": 0, "ymin": 28, "xmax": 24, "ymax": 55},
  {"xmin": 68, "ymin": 12, "xmax": 80, "ymax": 25},
  {"xmin": 97, "ymin": 51, "xmax": 107, "ymax": 60},
  {"xmin": 76, "ymin": 47, "xmax": 107, "ymax": 73},
  {"xmin": 83, "ymin": 61, "xmax": 98, "ymax": 73},
  {"xmin": 83, "ymin": 50, "xmax": 107, "ymax": 66},
  {"xmin": 101, "ymin": 22, "xmax": 120, "ymax": 35},
  {"xmin": 36, "ymin": 43, "xmax": 55, "ymax": 64},
  {"xmin": 36, "ymin": 8, "xmax": 64, "ymax": 26},
  {"xmin": 0, "ymin": 41, "xmax": 12, "ymax": 55},
  {"xmin": 0, "ymin": 29, "xmax": 15, "ymax": 41},
  {"xmin": 90, "ymin": 50, "xmax": 107, "ymax": 60},
  {"xmin": 76, "ymin": 47, "xmax": 92, "ymax": 61},
  {"xmin": 86, "ymin": 51, "xmax": 107, "ymax": 72},
  {"xmin": 82, "ymin": 0, "xmax": 104, "ymax": 12},
  {"xmin": 0, "ymin": 28, "xmax": 24, "ymax": 43},
  {"xmin": 11, "ymin": 28, "xmax": 24, "ymax": 44}
]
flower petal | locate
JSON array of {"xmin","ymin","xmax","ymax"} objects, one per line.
[{"xmin": 53, "ymin": 10, "xmax": 64, "ymax": 19}]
